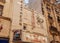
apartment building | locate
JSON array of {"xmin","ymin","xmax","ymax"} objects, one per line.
[
  {"xmin": 0, "ymin": 0, "xmax": 12, "ymax": 43},
  {"xmin": 42, "ymin": 0, "xmax": 60, "ymax": 43},
  {"xmin": 0, "ymin": 0, "xmax": 49, "ymax": 43},
  {"xmin": 10, "ymin": 0, "xmax": 48, "ymax": 43}
]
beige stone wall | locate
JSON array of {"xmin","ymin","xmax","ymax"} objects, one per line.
[
  {"xmin": 0, "ymin": 18, "xmax": 11, "ymax": 38},
  {"xmin": 3, "ymin": 0, "xmax": 10, "ymax": 18},
  {"xmin": 42, "ymin": 1, "xmax": 60, "ymax": 42},
  {"xmin": 22, "ymin": 8, "xmax": 48, "ymax": 35},
  {"xmin": 0, "ymin": 0, "xmax": 48, "ymax": 43},
  {"xmin": 21, "ymin": 8, "xmax": 48, "ymax": 43}
]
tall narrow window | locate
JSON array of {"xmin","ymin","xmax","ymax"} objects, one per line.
[
  {"xmin": 55, "ymin": 8, "xmax": 60, "ymax": 15},
  {"xmin": 0, "ymin": 5, "xmax": 4, "ymax": 16},
  {"xmin": 0, "ymin": 0, "xmax": 5, "ymax": 3},
  {"xmin": 57, "ymin": 16, "xmax": 60, "ymax": 23},
  {"xmin": 48, "ymin": 13, "xmax": 53, "ymax": 25}
]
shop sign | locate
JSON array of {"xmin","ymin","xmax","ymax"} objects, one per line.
[{"xmin": 22, "ymin": 32, "xmax": 47, "ymax": 43}]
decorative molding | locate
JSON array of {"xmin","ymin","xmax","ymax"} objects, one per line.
[{"xmin": 0, "ymin": 16, "xmax": 11, "ymax": 22}]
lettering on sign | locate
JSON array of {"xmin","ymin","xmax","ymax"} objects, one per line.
[{"xmin": 25, "ymin": 33, "xmax": 47, "ymax": 42}]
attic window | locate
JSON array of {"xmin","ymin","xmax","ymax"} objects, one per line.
[
  {"xmin": 42, "ymin": 7, "xmax": 44, "ymax": 15},
  {"xmin": 49, "ymin": 26, "xmax": 58, "ymax": 34},
  {"xmin": 55, "ymin": 8, "xmax": 60, "ymax": 14},
  {"xmin": 13, "ymin": 30, "xmax": 20, "ymax": 40}
]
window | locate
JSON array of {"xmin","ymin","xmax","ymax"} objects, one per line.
[
  {"xmin": 55, "ymin": 8, "xmax": 60, "ymax": 15},
  {"xmin": 48, "ymin": 13, "xmax": 53, "ymax": 25},
  {"xmin": 0, "ymin": 25, "xmax": 3, "ymax": 32},
  {"xmin": 23, "ymin": 24, "xmax": 27, "ymax": 30},
  {"xmin": 0, "ymin": 5, "xmax": 4, "ymax": 16},
  {"xmin": 57, "ymin": 16, "xmax": 60, "ymax": 23},
  {"xmin": 46, "ymin": 6, "xmax": 51, "ymax": 12},
  {"xmin": 42, "ymin": 7, "xmax": 44, "ymax": 15},
  {"xmin": 0, "ymin": 0, "xmax": 5, "ymax": 3},
  {"xmin": 49, "ymin": 25, "xmax": 58, "ymax": 34}
]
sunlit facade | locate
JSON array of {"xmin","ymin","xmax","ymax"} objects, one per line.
[
  {"xmin": 0, "ymin": 0, "xmax": 48, "ymax": 43},
  {"xmin": 0, "ymin": 0, "xmax": 60, "ymax": 43},
  {"xmin": 42, "ymin": 0, "xmax": 60, "ymax": 43}
]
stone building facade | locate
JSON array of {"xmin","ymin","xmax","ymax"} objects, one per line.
[
  {"xmin": 42, "ymin": 0, "xmax": 60, "ymax": 43},
  {"xmin": 0, "ymin": 0, "xmax": 48, "ymax": 43}
]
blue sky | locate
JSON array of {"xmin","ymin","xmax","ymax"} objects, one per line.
[{"xmin": 24, "ymin": 0, "xmax": 29, "ymax": 3}]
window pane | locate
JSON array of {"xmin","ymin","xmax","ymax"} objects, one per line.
[
  {"xmin": 0, "ymin": 5, "xmax": 4, "ymax": 16},
  {"xmin": 0, "ymin": 0, "xmax": 5, "ymax": 3}
]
